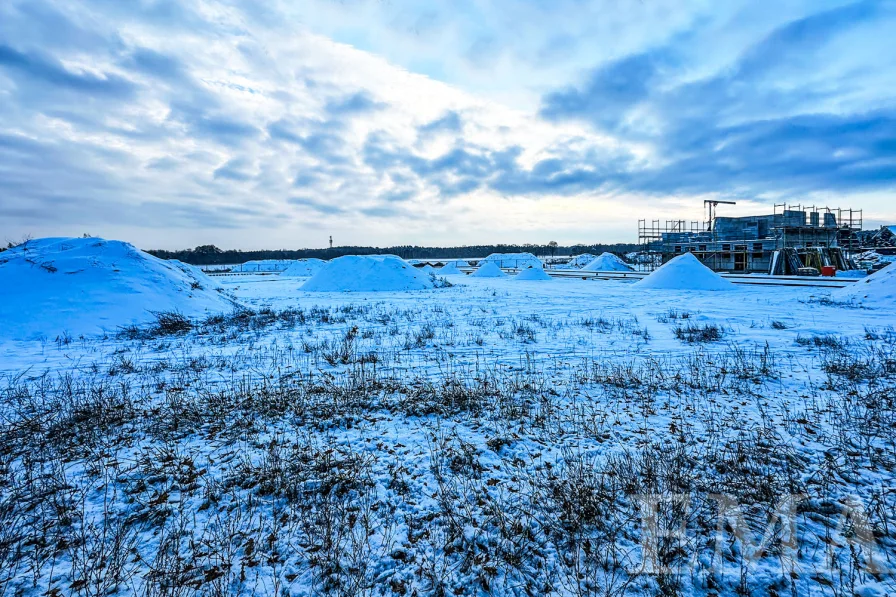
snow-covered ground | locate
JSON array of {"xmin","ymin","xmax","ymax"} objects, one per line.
[
  {"xmin": 1, "ymin": 266, "xmax": 894, "ymax": 596},
  {"xmin": 0, "ymin": 237, "xmax": 237, "ymax": 340}
]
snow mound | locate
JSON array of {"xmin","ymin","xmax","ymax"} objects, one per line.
[
  {"xmin": 470, "ymin": 261, "xmax": 508, "ymax": 278},
  {"xmin": 301, "ymin": 255, "xmax": 435, "ymax": 292},
  {"xmin": 558, "ymin": 254, "xmax": 596, "ymax": 269},
  {"xmin": 166, "ymin": 260, "xmax": 228, "ymax": 292},
  {"xmin": 635, "ymin": 253, "xmax": 735, "ymax": 291},
  {"xmin": 438, "ymin": 262, "xmax": 463, "ymax": 275},
  {"xmin": 0, "ymin": 237, "xmax": 238, "ymax": 340},
  {"xmin": 235, "ymin": 259, "xmax": 294, "ymax": 272},
  {"xmin": 515, "ymin": 266, "xmax": 552, "ymax": 281},
  {"xmin": 420, "ymin": 264, "xmax": 436, "ymax": 273},
  {"xmin": 281, "ymin": 259, "xmax": 326, "ymax": 277},
  {"xmin": 832, "ymin": 262, "xmax": 896, "ymax": 307},
  {"xmin": 582, "ymin": 252, "xmax": 633, "ymax": 272},
  {"xmin": 481, "ymin": 252, "xmax": 542, "ymax": 269}
]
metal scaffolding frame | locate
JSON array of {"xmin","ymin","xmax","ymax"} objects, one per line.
[{"xmin": 638, "ymin": 205, "xmax": 864, "ymax": 274}]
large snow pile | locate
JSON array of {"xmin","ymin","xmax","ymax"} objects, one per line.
[
  {"xmin": 515, "ymin": 266, "xmax": 552, "ymax": 281},
  {"xmin": 635, "ymin": 253, "xmax": 735, "ymax": 291},
  {"xmin": 833, "ymin": 262, "xmax": 896, "ymax": 307},
  {"xmin": 235, "ymin": 259, "xmax": 295, "ymax": 272},
  {"xmin": 481, "ymin": 252, "xmax": 542, "ymax": 269},
  {"xmin": 558, "ymin": 254, "xmax": 596, "ymax": 269},
  {"xmin": 167, "ymin": 260, "xmax": 226, "ymax": 291},
  {"xmin": 439, "ymin": 262, "xmax": 463, "ymax": 275},
  {"xmin": 0, "ymin": 237, "xmax": 237, "ymax": 340},
  {"xmin": 582, "ymin": 252, "xmax": 634, "ymax": 272},
  {"xmin": 470, "ymin": 261, "xmax": 508, "ymax": 278},
  {"xmin": 301, "ymin": 255, "xmax": 435, "ymax": 292},
  {"xmin": 280, "ymin": 259, "xmax": 326, "ymax": 277}
]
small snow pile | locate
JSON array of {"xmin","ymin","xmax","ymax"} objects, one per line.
[
  {"xmin": 281, "ymin": 259, "xmax": 326, "ymax": 277},
  {"xmin": 438, "ymin": 262, "xmax": 463, "ymax": 275},
  {"xmin": 515, "ymin": 266, "xmax": 552, "ymax": 281},
  {"xmin": 833, "ymin": 262, "xmax": 896, "ymax": 307},
  {"xmin": 420, "ymin": 264, "xmax": 436, "ymax": 273},
  {"xmin": 301, "ymin": 255, "xmax": 435, "ymax": 292},
  {"xmin": 582, "ymin": 252, "xmax": 633, "ymax": 272},
  {"xmin": 481, "ymin": 252, "xmax": 542, "ymax": 269},
  {"xmin": 0, "ymin": 237, "xmax": 237, "ymax": 340},
  {"xmin": 635, "ymin": 253, "xmax": 735, "ymax": 291},
  {"xmin": 558, "ymin": 254, "xmax": 596, "ymax": 269},
  {"xmin": 470, "ymin": 261, "xmax": 507, "ymax": 278},
  {"xmin": 235, "ymin": 260, "xmax": 294, "ymax": 272}
]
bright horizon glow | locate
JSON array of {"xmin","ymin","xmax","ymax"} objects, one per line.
[{"xmin": 1, "ymin": 0, "xmax": 894, "ymax": 250}]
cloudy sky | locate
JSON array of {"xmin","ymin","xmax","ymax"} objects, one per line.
[{"xmin": 1, "ymin": 0, "xmax": 894, "ymax": 249}]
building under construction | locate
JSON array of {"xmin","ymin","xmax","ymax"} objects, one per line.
[{"xmin": 638, "ymin": 203, "xmax": 863, "ymax": 275}]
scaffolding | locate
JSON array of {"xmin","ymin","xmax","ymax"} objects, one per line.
[{"xmin": 637, "ymin": 205, "xmax": 863, "ymax": 274}]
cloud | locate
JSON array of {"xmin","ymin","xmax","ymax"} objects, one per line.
[
  {"xmin": 541, "ymin": 50, "xmax": 670, "ymax": 131},
  {"xmin": 418, "ymin": 110, "xmax": 463, "ymax": 136},
  {"xmin": 0, "ymin": 0, "xmax": 894, "ymax": 248},
  {"xmin": 288, "ymin": 195, "xmax": 345, "ymax": 215},
  {"xmin": 0, "ymin": 44, "xmax": 136, "ymax": 97},
  {"xmin": 213, "ymin": 157, "xmax": 253, "ymax": 181},
  {"xmin": 324, "ymin": 91, "xmax": 386, "ymax": 116},
  {"xmin": 185, "ymin": 113, "xmax": 260, "ymax": 146},
  {"xmin": 124, "ymin": 47, "xmax": 189, "ymax": 82},
  {"xmin": 538, "ymin": 1, "xmax": 896, "ymax": 198},
  {"xmin": 360, "ymin": 205, "xmax": 404, "ymax": 218}
]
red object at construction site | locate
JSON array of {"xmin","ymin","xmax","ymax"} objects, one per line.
[{"xmin": 821, "ymin": 266, "xmax": 837, "ymax": 277}]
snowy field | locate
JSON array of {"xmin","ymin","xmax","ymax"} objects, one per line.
[{"xmin": 1, "ymin": 256, "xmax": 895, "ymax": 596}]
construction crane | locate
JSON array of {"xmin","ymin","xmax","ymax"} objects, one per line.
[{"xmin": 705, "ymin": 200, "xmax": 737, "ymax": 233}]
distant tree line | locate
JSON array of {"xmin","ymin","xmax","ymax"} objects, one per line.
[{"xmin": 147, "ymin": 243, "xmax": 641, "ymax": 265}]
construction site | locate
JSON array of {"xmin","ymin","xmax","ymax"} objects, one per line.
[{"xmin": 638, "ymin": 201, "xmax": 864, "ymax": 275}]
